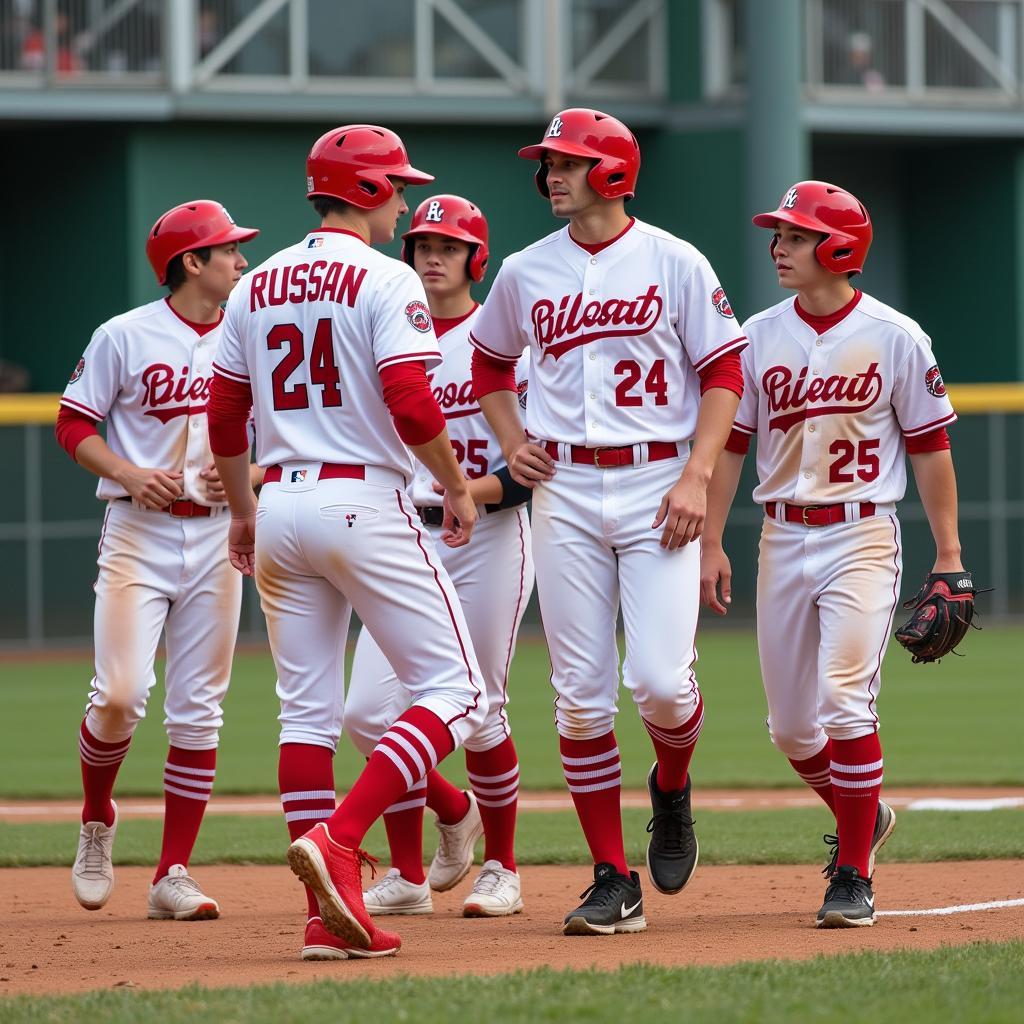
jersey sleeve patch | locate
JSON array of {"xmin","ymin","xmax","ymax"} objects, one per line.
[
  {"xmin": 405, "ymin": 300, "xmax": 433, "ymax": 333},
  {"xmin": 68, "ymin": 356, "xmax": 85, "ymax": 384},
  {"xmin": 711, "ymin": 287, "xmax": 735, "ymax": 319},
  {"xmin": 516, "ymin": 377, "xmax": 528, "ymax": 410},
  {"xmin": 924, "ymin": 365, "xmax": 946, "ymax": 397}
]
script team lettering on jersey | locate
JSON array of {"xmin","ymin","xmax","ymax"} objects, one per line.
[
  {"xmin": 763, "ymin": 362, "xmax": 883, "ymax": 433},
  {"xmin": 142, "ymin": 364, "xmax": 212, "ymax": 422}
]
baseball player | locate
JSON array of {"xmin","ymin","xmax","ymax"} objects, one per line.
[
  {"xmin": 345, "ymin": 195, "xmax": 533, "ymax": 919},
  {"xmin": 57, "ymin": 200, "xmax": 258, "ymax": 921},
  {"xmin": 206, "ymin": 126, "xmax": 489, "ymax": 961},
  {"xmin": 700, "ymin": 180, "xmax": 964, "ymax": 927},
  {"xmin": 471, "ymin": 108, "xmax": 746, "ymax": 935}
]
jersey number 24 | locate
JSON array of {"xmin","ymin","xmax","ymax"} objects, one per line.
[{"xmin": 268, "ymin": 319, "xmax": 341, "ymax": 410}]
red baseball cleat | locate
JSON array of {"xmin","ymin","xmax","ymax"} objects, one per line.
[
  {"xmin": 301, "ymin": 916, "xmax": 401, "ymax": 961},
  {"xmin": 287, "ymin": 823, "xmax": 377, "ymax": 949}
]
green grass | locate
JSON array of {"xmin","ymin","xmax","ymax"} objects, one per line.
[
  {"xmin": 3, "ymin": 626, "xmax": 1021, "ymax": 799},
  {"xmin": 2, "ymin": 942, "xmax": 1022, "ymax": 1023},
  {"xmin": 3, "ymin": 807, "xmax": 1021, "ymax": 869}
]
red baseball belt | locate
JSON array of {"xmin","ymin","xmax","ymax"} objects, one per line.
[
  {"xmin": 118, "ymin": 496, "xmax": 213, "ymax": 518},
  {"xmin": 765, "ymin": 500, "xmax": 877, "ymax": 527},
  {"xmin": 263, "ymin": 463, "xmax": 366, "ymax": 484},
  {"xmin": 543, "ymin": 440, "xmax": 680, "ymax": 468}
]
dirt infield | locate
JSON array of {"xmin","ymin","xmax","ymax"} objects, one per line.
[
  {"xmin": 3, "ymin": 787, "xmax": 1022, "ymax": 822},
  {"xmin": 1, "ymin": 861, "xmax": 1021, "ymax": 996}
]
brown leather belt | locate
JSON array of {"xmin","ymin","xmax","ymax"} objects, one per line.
[
  {"xmin": 543, "ymin": 440, "xmax": 680, "ymax": 468},
  {"xmin": 263, "ymin": 463, "xmax": 366, "ymax": 484},
  {"xmin": 765, "ymin": 500, "xmax": 877, "ymax": 527},
  {"xmin": 118, "ymin": 496, "xmax": 213, "ymax": 518}
]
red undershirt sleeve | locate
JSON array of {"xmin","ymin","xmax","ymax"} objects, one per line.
[
  {"xmin": 471, "ymin": 347, "xmax": 517, "ymax": 399},
  {"xmin": 698, "ymin": 350, "xmax": 744, "ymax": 398},
  {"xmin": 724, "ymin": 428, "xmax": 751, "ymax": 455},
  {"xmin": 207, "ymin": 373, "xmax": 254, "ymax": 457},
  {"xmin": 379, "ymin": 361, "xmax": 446, "ymax": 446},
  {"xmin": 55, "ymin": 405, "xmax": 100, "ymax": 461},
  {"xmin": 905, "ymin": 426, "xmax": 951, "ymax": 454}
]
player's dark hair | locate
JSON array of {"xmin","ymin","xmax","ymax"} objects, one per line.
[
  {"xmin": 165, "ymin": 247, "xmax": 212, "ymax": 291},
  {"xmin": 312, "ymin": 196, "xmax": 353, "ymax": 219}
]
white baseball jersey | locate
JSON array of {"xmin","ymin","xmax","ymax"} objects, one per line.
[
  {"xmin": 733, "ymin": 292, "xmax": 957, "ymax": 505},
  {"xmin": 213, "ymin": 228, "xmax": 441, "ymax": 475},
  {"xmin": 409, "ymin": 308, "xmax": 530, "ymax": 506},
  {"xmin": 469, "ymin": 219, "xmax": 745, "ymax": 445},
  {"xmin": 60, "ymin": 298, "xmax": 224, "ymax": 505}
]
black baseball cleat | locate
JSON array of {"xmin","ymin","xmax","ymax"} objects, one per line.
[
  {"xmin": 823, "ymin": 800, "xmax": 897, "ymax": 880},
  {"xmin": 562, "ymin": 863, "xmax": 647, "ymax": 935},
  {"xmin": 816, "ymin": 865, "xmax": 876, "ymax": 928},
  {"xmin": 645, "ymin": 764, "xmax": 699, "ymax": 895}
]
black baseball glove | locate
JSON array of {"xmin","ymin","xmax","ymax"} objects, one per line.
[{"xmin": 893, "ymin": 571, "xmax": 977, "ymax": 664}]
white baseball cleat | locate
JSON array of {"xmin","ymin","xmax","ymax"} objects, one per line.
[
  {"xmin": 462, "ymin": 860, "xmax": 524, "ymax": 917},
  {"xmin": 72, "ymin": 800, "xmax": 118, "ymax": 910},
  {"xmin": 364, "ymin": 868, "xmax": 433, "ymax": 916},
  {"xmin": 427, "ymin": 792, "xmax": 483, "ymax": 892},
  {"xmin": 147, "ymin": 864, "xmax": 220, "ymax": 920}
]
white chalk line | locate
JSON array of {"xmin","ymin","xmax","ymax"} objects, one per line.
[
  {"xmin": 1, "ymin": 795, "xmax": 1022, "ymax": 818},
  {"xmin": 877, "ymin": 898, "xmax": 1024, "ymax": 917}
]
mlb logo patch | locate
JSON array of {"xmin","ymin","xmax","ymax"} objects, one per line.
[
  {"xmin": 290, "ymin": 470, "xmax": 308, "ymax": 483},
  {"xmin": 308, "ymin": 236, "xmax": 324, "ymax": 248}
]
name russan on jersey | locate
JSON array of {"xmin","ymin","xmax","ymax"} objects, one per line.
[
  {"xmin": 469, "ymin": 219, "xmax": 745, "ymax": 446},
  {"xmin": 60, "ymin": 299, "xmax": 223, "ymax": 504},
  {"xmin": 409, "ymin": 308, "xmax": 529, "ymax": 506},
  {"xmin": 733, "ymin": 292, "xmax": 957, "ymax": 505},
  {"xmin": 213, "ymin": 229, "xmax": 441, "ymax": 476}
]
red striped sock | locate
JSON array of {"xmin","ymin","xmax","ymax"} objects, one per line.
[
  {"xmin": 154, "ymin": 746, "xmax": 216, "ymax": 883},
  {"xmin": 280, "ymin": 743, "xmax": 337, "ymax": 920},
  {"xmin": 559, "ymin": 732, "xmax": 627, "ymax": 876},
  {"xmin": 79, "ymin": 720, "xmax": 130, "ymax": 827},
  {"xmin": 831, "ymin": 734, "xmax": 883, "ymax": 877},
  {"xmin": 327, "ymin": 705, "xmax": 454, "ymax": 849},
  {"xmin": 643, "ymin": 692, "xmax": 704, "ymax": 793},
  {"xmin": 789, "ymin": 742, "xmax": 837, "ymax": 814},
  {"xmin": 466, "ymin": 737, "xmax": 519, "ymax": 872},
  {"xmin": 383, "ymin": 778, "xmax": 427, "ymax": 884},
  {"xmin": 425, "ymin": 769, "xmax": 471, "ymax": 826}
]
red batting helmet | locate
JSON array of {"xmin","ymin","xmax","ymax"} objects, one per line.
[
  {"xmin": 401, "ymin": 195, "xmax": 490, "ymax": 283},
  {"xmin": 752, "ymin": 181, "xmax": 873, "ymax": 274},
  {"xmin": 146, "ymin": 200, "xmax": 258, "ymax": 286},
  {"xmin": 518, "ymin": 107, "xmax": 640, "ymax": 201},
  {"xmin": 306, "ymin": 125, "xmax": 434, "ymax": 211}
]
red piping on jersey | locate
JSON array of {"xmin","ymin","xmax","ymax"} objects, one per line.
[
  {"xmin": 207, "ymin": 372, "xmax": 253, "ymax": 456},
  {"xmin": 692, "ymin": 335, "xmax": 747, "ymax": 371},
  {"xmin": 905, "ymin": 426, "xmax": 951, "ymax": 453},
  {"xmin": 794, "ymin": 289, "xmax": 862, "ymax": 333},
  {"xmin": 469, "ymin": 332, "xmax": 519, "ymax": 363},
  {"xmin": 902, "ymin": 410, "xmax": 957, "ymax": 436},
  {"xmin": 394, "ymin": 489, "xmax": 482, "ymax": 728},
  {"xmin": 380, "ymin": 361, "xmax": 446, "ymax": 445},
  {"xmin": 568, "ymin": 217, "xmax": 635, "ymax": 255},
  {"xmin": 377, "ymin": 350, "xmax": 441, "ymax": 371},
  {"xmin": 55, "ymin": 405, "xmax": 100, "ymax": 461},
  {"xmin": 60, "ymin": 395, "xmax": 105, "ymax": 420},
  {"xmin": 211, "ymin": 360, "xmax": 249, "ymax": 384},
  {"xmin": 163, "ymin": 297, "xmax": 223, "ymax": 337},
  {"xmin": 433, "ymin": 304, "xmax": 478, "ymax": 339},
  {"xmin": 471, "ymin": 347, "xmax": 518, "ymax": 399},
  {"xmin": 697, "ymin": 350, "xmax": 744, "ymax": 398}
]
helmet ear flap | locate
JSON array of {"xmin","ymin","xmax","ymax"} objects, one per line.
[
  {"xmin": 467, "ymin": 243, "xmax": 488, "ymax": 283},
  {"xmin": 535, "ymin": 162, "xmax": 550, "ymax": 198}
]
